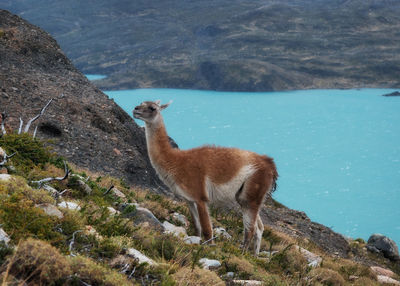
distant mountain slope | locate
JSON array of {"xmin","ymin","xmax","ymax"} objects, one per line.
[
  {"xmin": 0, "ymin": 9, "xmax": 164, "ymax": 191},
  {"xmin": 2, "ymin": 0, "xmax": 400, "ymax": 91}
]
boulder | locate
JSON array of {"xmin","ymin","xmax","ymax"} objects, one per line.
[
  {"xmin": 127, "ymin": 248, "xmax": 156, "ymax": 265},
  {"xmin": 0, "ymin": 167, "xmax": 7, "ymax": 174},
  {"xmin": 163, "ymin": 221, "xmax": 187, "ymax": 238},
  {"xmin": 367, "ymin": 234, "xmax": 399, "ymax": 260},
  {"xmin": 377, "ymin": 275, "xmax": 400, "ymax": 285},
  {"xmin": 36, "ymin": 203, "xmax": 64, "ymax": 219},
  {"xmin": 0, "ymin": 228, "xmax": 10, "ymax": 245},
  {"xmin": 111, "ymin": 187, "xmax": 127, "ymax": 201},
  {"xmin": 107, "ymin": 206, "xmax": 119, "ymax": 215},
  {"xmin": 76, "ymin": 179, "xmax": 92, "ymax": 195},
  {"xmin": 199, "ymin": 258, "xmax": 221, "ymax": 270}
]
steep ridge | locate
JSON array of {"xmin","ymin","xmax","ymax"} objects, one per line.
[{"xmin": 0, "ymin": 9, "xmax": 165, "ymax": 191}]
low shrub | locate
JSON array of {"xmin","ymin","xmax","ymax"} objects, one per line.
[{"xmin": 173, "ymin": 266, "xmax": 225, "ymax": 286}]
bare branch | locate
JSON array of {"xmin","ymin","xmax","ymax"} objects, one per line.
[
  {"xmin": 69, "ymin": 230, "xmax": 83, "ymax": 253},
  {"xmin": 18, "ymin": 117, "xmax": 23, "ymax": 134},
  {"xmin": 0, "ymin": 150, "xmax": 16, "ymax": 166},
  {"xmin": 23, "ymin": 98, "xmax": 53, "ymax": 133},
  {"xmin": 31, "ymin": 160, "xmax": 70, "ymax": 187},
  {"xmin": 33, "ymin": 125, "xmax": 38, "ymax": 138},
  {"xmin": 103, "ymin": 185, "xmax": 114, "ymax": 195},
  {"xmin": 1, "ymin": 112, "xmax": 7, "ymax": 135}
]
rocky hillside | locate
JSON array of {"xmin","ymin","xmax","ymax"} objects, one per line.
[
  {"xmin": 1, "ymin": 136, "xmax": 399, "ymax": 285},
  {"xmin": 0, "ymin": 9, "xmax": 166, "ymax": 191},
  {"xmin": 2, "ymin": 0, "xmax": 400, "ymax": 91}
]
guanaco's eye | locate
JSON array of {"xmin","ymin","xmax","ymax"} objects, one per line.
[{"xmin": 149, "ymin": 106, "xmax": 156, "ymax": 111}]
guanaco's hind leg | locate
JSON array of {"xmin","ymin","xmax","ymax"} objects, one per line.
[
  {"xmin": 253, "ymin": 215, "xmax": 264, "ymax": 255},
  {"xmin": 196, "ymin": 201, "xmax": 213, "ymax": 243}
]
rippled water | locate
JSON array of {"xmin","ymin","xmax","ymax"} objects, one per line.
[{"xmin": 105, "ymin": 88, "xmax": 400, "ymax": 245}]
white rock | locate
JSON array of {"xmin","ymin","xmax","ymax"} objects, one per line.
[
  {"xmin": 371, "ymin": 266, "xmax": 395, "ymax": 278},
  {"xmin": 377, "ymin": 275, "xmax": 400, "ymax": 285},
  {"xmin": 183, "ymin": 236, "xmax": 201, "ymax": 245},
  {"xmin": 36, "ymin": 203, "xmax": 64, "ymax": 219},
  {"xmin": 107, "ymin": 206, "xmax": 120, "ymax": 215},
  {"xmin": 199, "ymin": 258, "xmax": 221, "ymax": 269},
  {"xmin": 112, "ymin": 187, "xmax": 126, "ymax": 200},
  {"xmin": 214, "ymin": 227, "xmax": 232, "ymax": 240},
  {"xmin": 163, "ymin": 221, "xmax": 187, "ymax": 238},
  {"xmin": 295, "ymin": 246, "xmax": 322, "ymax": 268},
  {"xmin": 0, "ymin": 174, "xmax": 12, "ymax": 181},
  {"xmin": 172, "ymin": 212, "xmax": 189, "ymax": 227},
  {"xmin": 226, "ymin": 272, "xmax": 235, "ymax": 278},
  {"xmin": 127, "ymin": 248, "xmax": 156, "ymax": 265},
  {"xmin": 233, "ymin": 280, "xmax": 262, "ymax": 286},
  {"xmin": 0, "ymin": 228, "xmax": 10, "ymax": 245},
  {"xmin": 58, "ymin": 201, "xmax": 81, "ymax": 210}
]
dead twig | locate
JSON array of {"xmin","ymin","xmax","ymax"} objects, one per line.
[
  {"xmin": 23, "ymin": 98, "xmax": 53, "ymax": 133},
  {"xmin": 69, "ymin": 230, "xmax": 83, "ymax": 254},
  {"xmin": 103, "ymin": 185, "xmax": 114, "ymax": 195},
  {"xmin": 0, "ymin": 150, "xmax": 16, "ymax": 166},
  {"xmin": 30, "ymin": 160, "xmax": 70, "ymax": 188}
]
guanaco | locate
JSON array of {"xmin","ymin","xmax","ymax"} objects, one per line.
[{"xmin": 133, "ymin": 100, "xmax": 278, "ymax": 255}]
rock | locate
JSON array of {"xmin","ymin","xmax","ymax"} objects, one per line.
[
  {"xmin": 163, "ymin": 221, "xmax": 187, "ymax": 238},
  {"xmin": 232, "ymin": 280, "xmax": 262, "ymax": 286},
  {"xmin": 127, "ymin": 248, "xmax": 156, "ymax": 265},
  {"xmin": 107, "ymin": 206, "xmax": 119, "ymax": 215},
  {"xmin": 382, "ymin": 91, "xmax": 400, "ymax": 96},
  {"xmin": 111, "ymin": 187, "xmax": 127, "ymax": 200},
  {"xmin": 370, "ymin": 266, "xmax": 395, "ymax": 278},
  {"xmin": 199, "ymin": 258, "xmax": 221, "ymax": 270},
  {"xmin": 36, "ymin": 203, "xmax": 64, "ymax": 219},
  {"xmin": 348, "ymin": 275, "xmax": 359, "ymax": 281},
  {"xmin": 0, "ymin": 228, "xmax": 10, "ymax": 245},
  {"xmin": 122, "ymin": 203, "xmax": 164, "ymax": 231},
  {"xmin": 226, "ymin": 272, "xmax": 235, "ymax": 278},
  {"xmin": 42, "ymin": 184, "xmax": 59, "ymax": 196},
  {"xmin": 295, "ymin": 246, "xmax": 322, "ymax": 267},
  {"xmin": 171, "ymin": 212, "xmax": 189, "ymax": 227},
  {"xmin": 58, "ymin": 201, "xmax": 81, "ymax": 211},
  {"xmin": 214, "ymin": 227, "xmax": 232, "ymax": 240},
  {"xmin": 367, "ymin": 234, "xmax": 399, "ymax": 260},
  {"xmin": 183, "ymin": 236, "xmax": 201, "ymax": 245},
  {"xmin": 0, "ymin": 147, "xmax": 5, "ymax": 157},
  {"xmin": 0, "ymin": 168, "xmax": 7, "ymax": 174},
  {"xmin": 0, "ymin": 174, "xmax": 12, "ymax": 181},
  {"xmin": 377, "ymin": 275, "xmax": 400, "ymax": 285},
  {"xmin": 76, "ymin": 179, "xmax": 92, "ymax": 195}
]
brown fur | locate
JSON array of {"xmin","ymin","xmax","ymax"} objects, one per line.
[{"xmin": 133, "ymin": 101, "xmax": 278, "ymax": 254}]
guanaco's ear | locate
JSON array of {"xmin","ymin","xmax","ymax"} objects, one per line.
[
  {"xmin": 154, "ymin": 100, "xmax": 161, "ymax": 106},
  {"xmin": 160, "ymin": 100, "xmax": 172, "ymax": 110}
]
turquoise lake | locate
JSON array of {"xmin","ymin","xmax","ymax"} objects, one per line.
[{"xmin": 104, "ymin": 88, "xmax": 400, "ymax": 245}]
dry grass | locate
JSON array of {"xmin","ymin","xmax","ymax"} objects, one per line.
[
  {"xmin": 308, "ymin": 268, "xmax": 346, "ymax": 286},
  {"xmin": 173, "ymin": 266, "xmax": 225, "ymax": 286}
]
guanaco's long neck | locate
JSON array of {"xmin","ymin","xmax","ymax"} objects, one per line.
[{"xmin": 145, "ymin": 116, "xmax": 177, "ymax": 168}]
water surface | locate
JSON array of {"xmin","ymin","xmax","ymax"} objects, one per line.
[{"xmin": 105, "ymin": 88, "xmax": 400, "ymax": 245}]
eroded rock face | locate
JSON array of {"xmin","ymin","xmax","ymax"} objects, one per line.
[
  {"xmin": 367, "ymin": 234, "xmax": 400, "ymax": 261},
  {"xmin": 0, "ymin": 9, "xmax": 166, "ymax": 192}
]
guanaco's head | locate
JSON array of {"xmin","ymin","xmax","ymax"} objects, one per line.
[{"xmin": 133, "ymin": 100, "xmax": 171, "ymax": 123}]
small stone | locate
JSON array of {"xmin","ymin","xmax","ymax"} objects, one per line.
[
  {"xmin": 232, "ymin": 280, "xmax": 262, "ymax": 286},
  {"xmin": 171, "ymin": 212, "xmax": 189, "ymax": 227},
  {"xmin": 0, "ymin": 174, "xmax": 12, "ymax": 181},
  {"xmin": 214, "ymin": 227, "xmax": 232, "ymax": 240},
  {"xmin": 226, "ymin": 272, "xmax": 235, "ymax": 278},
  {"xmin": 113, "ymin": 148, "xmax": 122, "ymax": 156},
  {"xmin": 36, "ymin": 203, "xmax": 64, "ymax": 219},
  {"xmin": 163, "ymin": 221, "xmax": 187, "ymax": 238},
  {"xmin": 377, "ymin": 275, "xmax": 400, "ymax": 285},
  {"xmin": 76, "ymin": 179, "xmax": 92, "ymax": 195},
  {"xmin": 0, "ymin": 228, "xmax": 10, "ymax": 245},
  {"xmin": 295, "ymin": 246, "xmax": 322, "ymax": 268},
  {"xmin": 107, "ymin": 206, "xmax": 119, "ymax": 215},
  {"xmin": 122, "ymin": 204, "xmax": 163, "ymax": 231},
  {"xmin": 127, "ymin": 248, "xmax": 156, "ymax": 265},
  {"xmin": 183, "ymin": 236, "xmax": 201, "ymax": 245},
  {"xmin": 111, "ymin": 187, "xmax": 126, "ymax": 200},
  {"xmin": 349, "ymin": 275, "xmax": 359, "ymax": 281},
  {"xmin": 370, "ymin": 266, "xmax": 395, "ymax": 278},
  {"xmin": 58, "ymin": 201, "xmax": 81, "ymax": 210},
  {"xmin": 199, "ymin": 258, "xmax": 221, "ymax": 269}
]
